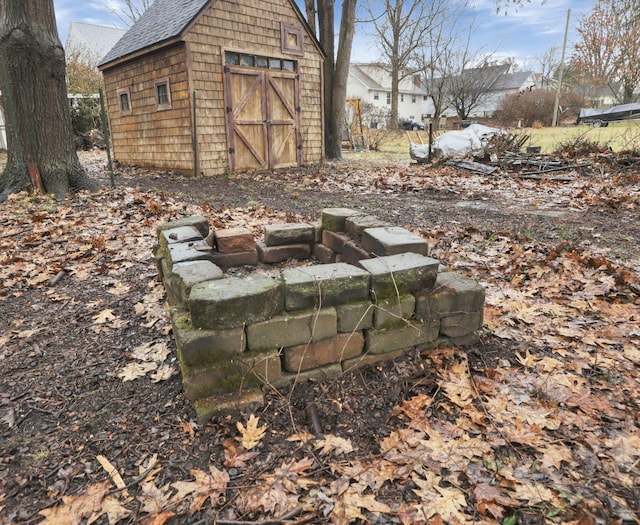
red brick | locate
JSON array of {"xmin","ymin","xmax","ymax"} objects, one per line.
[
  {"xmin": 214, "ymin": 228, "xmax": 255, "ymax": 253},
  {"xmin": 210, "ymin": 249, "xmax": 258, "ymax": 269},
  {"xmin": 322, "ymin": 230, "xmax": 351, "ymax": 253},
  {"xmin": 256, "ymin": 241, "xmax": 311, "ymax": 263}
]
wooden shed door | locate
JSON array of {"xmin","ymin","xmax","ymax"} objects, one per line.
[{"xmin": 224, "ymin": 66, "xmax": 301, "ymax": 171}]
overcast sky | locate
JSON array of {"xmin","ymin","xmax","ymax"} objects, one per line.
[{"xmin": 53, "ymin": 0, "xmax": 597, "ymax": 72}]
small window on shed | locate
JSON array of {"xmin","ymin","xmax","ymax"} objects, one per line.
[
  {"xmin": 225, "ymin": 52, "xmax": 240, "ymax": 65},
  {"xmin": 154, "ymin": 78, "xmax": 171, "ymax": 110},
  {"xmin": 118, "ymin": 88, "xmax": 131, "ymax": 115},
  {"xmin": 269, "ymin": 58, "xmax": 282, "ymax": 70},
  {"xmin": 256, "ymin": 56, "xmax": 269, "ymax": 69},
  {"xmin": 282, "ymin": 60, "xmax": 295, "ymax": 72},
  {"xmin": 281, "ymin": 22, "xmax": 304, "ymax": 56},
  {"xmin": 240, "ymin": 54, "xmax": 255, "ymax": 67}
]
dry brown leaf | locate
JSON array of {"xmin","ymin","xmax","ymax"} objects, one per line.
[
  {"xmin": 314, "ymin": 434, "xmax": 354, "ymax": 456},
  {"xmin": 93, "ymin": 309, "xmax": 116, "ymax": 324},
  {"xmin": 138, "ymin": 478, "xmax": 173, "ymax": 514},
  {"xmin": 236, "ymin": 414, "xmax": 267, "ymax": 450},
  {"xmin": 38, "ymin": 481, "xmax": 109, "ymax": 525},
  {"xmin": 117, "ymin": 361, "xmax": 157, "ymax": 381},
  {"xmin": 222, "ymin": 438, "xmax": 259, "ymax": 468},
  {"xmin": 96, "ymin": 455, "xmax": 128, "ymax": 496},
  {"xmin": 171, "ymin": 465, "xmax": 229, "ymax": 515},
  {"xmin": 87, "ymin": 495, "xmax": 131, "ymax": 525}
]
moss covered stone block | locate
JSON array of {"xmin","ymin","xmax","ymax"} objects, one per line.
[
  {"xmin": 364, "ymin": 319, "xmax": 439, "ymax": 355},
  {"xmin": 359, "ymin": 253, "xmax": 439, "ymax": 299},
  {"xmin": 321, "ymin": 208, "xmax": 360, "ymax": 232},
  {"xmin": 171, "ymin": 260, "xmax": 224, "ymax": 305},
  {"xmin": 373, "ymin": 294, "xmax": 416, "ymax": 329},
  {"xmin": 360, "ymin": 227, "xmax": 428, "ymax": 257},
  {"xmin": 157, "ymin": 215, "xmax": 209, "ymax": 237},
  {"xmin": 335, "ymin": 301, "xmax": 374, "ymax": 332},
  {"xmin": 415, "ymin": 272, "xmax": 485, "ymax": 320},
  {"xmin": 264, "ymin": 223, "xmax": 315, "ymax": 246}
]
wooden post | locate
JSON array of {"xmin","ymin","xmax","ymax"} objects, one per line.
[
  {"xmin": 99, "ymin": 88, "xmax": 115, "ymax": 188},
  {"xmin": 192, "ymin": 91, "xmax": 199, "ymax": 177}
]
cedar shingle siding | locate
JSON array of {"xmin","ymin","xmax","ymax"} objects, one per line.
[{"xmin": 99, "ymin": 0, "xmax": 324, "ymax": 176}]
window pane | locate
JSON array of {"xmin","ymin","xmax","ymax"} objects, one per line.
[
  {"xmin": 120, "ymin": 93, "xmax": 130, "ymax": 111},
  {"xmin": 225, "ymin": 52, "xmax": 239, "ymax": 65},
  {"xmin": 269, "ymin": 58, "xmax": 282, "ymax": 69},
  {"xmin": 282, "ymin": 60, "xmax": 295, "ymax": 72},
  {"xmin": 240, "ymin": 54, "xmax": 255, "ymax": 67},
  {"xmin": 157, "ymin": 83, "xmax": 169, "ymax": 105},
  {"xmin": 256, "ymin": 56, "xmax": 268, "ymax": 68}
]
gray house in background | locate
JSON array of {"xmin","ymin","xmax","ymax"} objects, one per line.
[{"xmin": 65, "ymin": 22, "xmax": 127, "ymax": 66}]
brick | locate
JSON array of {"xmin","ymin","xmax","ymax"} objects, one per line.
[
  {"xmin": 311, "ymin": 220, "xmax": 323, "ymax": 243},
  {"xmin": 171, "ymin": 260, "xmax": 223, "ymax": 304},
  {"xmin": 321, "ymin": 208, "xmax": 360, "ymax": 232},
  {"xmin": 341, "ymin": 241, "xmax": 370, "ymax": 265},
  {"xmin": 189, "ymin": 273, "xmax": 283, "ymax": 330},
  {"xmin": 282, "ymin": 263, "xmax": 370, "ymax": 310},
  {"xmin": 359, "ymin": 253, "xmax": 439, "ymax": 299},
  {"xmin": 246, "ymin": 308, "xmax": 337, "ymax": 351},
  {"xmin": 263, "ymin": 223, "xmax": 315, "ymax": 246},
  {"xmin": 374, "ymin": 295, "xmax": 416, "ymax": 329},
  {"xmin": 210, "ymin": 249, "xmax": 258, "ymax": 269},
  {"xmin": 342, "ymin": 349, "xmax": 407, "ymax": 373},
  {"xmin": 322, "ymin": 230, "xmax": 351, "ymax": 253},
  {"xmin": 312, "ymin": 243, "xmax": 336, "ymax": 264},
  {"xmin": 157, "ymin": 215, "xmax": 209, "ymax": 237},
  {"xmin": 360, "ymin": 227, "xmax": 428, "ymax": 257},
  {"xmin": 364, "ymin": 320, "xmax": 439, "ymax": 355},
  {"xmin": 214, "ymin": 227, "xmax": 255, "ymax": 253},
  {"xmin": 414, "ymin": 272, "xmax": 485, "ymax": 321},
  {"xmin": 335, "ymin": 301, "xmax": 374, "ymax": 332},
  {"xmin": 256, "ymin": 241, "xmax": 311, "ymax": 264}
]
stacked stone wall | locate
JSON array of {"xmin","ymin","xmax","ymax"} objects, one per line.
[{"xmin": 155, "ymin": 209, "xmax": 485, "ymax": 420}]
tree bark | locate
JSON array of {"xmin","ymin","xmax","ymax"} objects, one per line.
[{"xmin": 0, "ymin": 0, "xmax": 97, "ymax": 200}]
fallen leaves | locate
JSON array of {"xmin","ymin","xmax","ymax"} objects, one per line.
[{"xmin": 236, "ymin": 414, "xmax": 267, "ymax": 450}]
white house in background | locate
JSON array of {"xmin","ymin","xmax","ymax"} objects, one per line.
[
  {"xmin": 347, "ymin": 63, "xmax": 432, "ymax": 128},
  {"xmin": 0, "ymin": 102, "xmax": 5, "ymax": 150},
  {"xmin": 65, "ymin": 22, "xmax": 126, "ymax": 65}
]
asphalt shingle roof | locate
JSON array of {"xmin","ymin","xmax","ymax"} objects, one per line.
[
  {"xmin": 99, "ymin": 0, "xmax": 210, "ymax": 66},
  {"xmin": 66, "ymin": 22, "xmax": 126, "ymax": 63}
]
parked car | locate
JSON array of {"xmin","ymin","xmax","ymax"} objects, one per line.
[{"xmin": 399, "ymin": 118, "xmax": 425, "ymax": 130}]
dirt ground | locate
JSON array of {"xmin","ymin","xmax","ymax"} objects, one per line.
[{"xmin": 0, "ymin": 148, "xmax": 638, "ymax": 524}]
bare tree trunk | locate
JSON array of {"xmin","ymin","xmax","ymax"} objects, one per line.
[
  {"xmin": 320, "ymin": 0, "xmax": 357, "ymax": 160},
  {"xmin": 0, "ymin": 0, "xmax": 96, "ymax": 200},
  {"xmin": 304, "ymin": 0, "xmax": 317, "ymax": 35}
]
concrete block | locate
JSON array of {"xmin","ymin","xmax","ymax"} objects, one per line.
[
  {"xmin": 246, "ymin": 308, "xmax": 337, "ymax": 351},
  {"xmin": 439, "ymin": 311, "xmax": 484, "ymax": 338},
  {"xmin": 160, "ymin": 226, "xmax": 202, "ymax": 251},
  {"xmin": 321, "ymin": 208, "xmax": 360, "ymax": 232},
  {"xmin": 374, "ymin": 294, "xmax": 416, "ymax": 329},
  {"xmin": 189, "ymin": 273, "xmax": 283, "ymax": 330},
  {"xmin": 359, "ymin": 253, "xmax": 439, "ymax": 299},
  {"xmin": 345, "ymin": 215, "xmax": 389, "ymax": 243},
  {"xmin": 361, "ymin": 226, "xmax": 428, "ymax": 256},
  {"xmin": 311, "ymin": 220, "xmax": 323, "ymax": 243},
  {"xmin": 167, "ymin": 239, "xmax": 214, "ymax": 267},
  {"xmin": 341, "ymin": 241, "xmax": 370, "ymax": 266},
  {"xmin": 264, "ymin": 223, "xmax": 315, "ymax": 246},
  {"xmin": 415, "ymin": 272, "xmax": 485, "ymax": 320},
  {"xmin": 282, "ymin": 263, "xmax": 370, "ymax": 310},
  {"xmin": 171, "ymin": 260, "xmax": 224, "ymax": 305},
  {"xmin": 335, "ymin": 301, "xmax": 374, "ymax": 332},
  {"xmin": 256, "ymin": 241, "xmax": 311, "ymax": 264},
  {"xmin": 215, "ymin": 227, "xmax": 255, "ymax": 253},
  {"xmin": 210, "ymin": 249, "xmax": 258, "ymax": 269},
  {"xmin": 365, "ymin": 320, "xmax": 439, "ymax": 355},
  {"xmin": 282, "ymin": 332, "xmax": 364, "ymax": 372}
]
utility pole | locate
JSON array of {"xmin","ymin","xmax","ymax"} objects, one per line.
[{"xmin": 552, "ymin": 9, "xmax": 570, "ymax": 128}]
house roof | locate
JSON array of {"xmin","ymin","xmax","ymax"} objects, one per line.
[
  {"xmin": 99, "ymin": 0, "xmax": 210, "ymax": 65},
  {"xmin": 350, "ymin": 63, "xmax": 428, "ymax": 95},
  {"xmin": 99, "ymin": 0, "xmax": 323, "ymax": 67},
  {"xmin": 65, "ymin": 22, "xmax": 126, "ymax": 64},
  {"xmin": 491, "ymin": 71, "xmax": 535, "ymax": 91},
  {"xmin": 349, "ymin": 64, "xmax": 385, "ymax": 91}
]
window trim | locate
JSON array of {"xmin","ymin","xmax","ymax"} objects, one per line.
[
  {"xmin": 281, "ymin": 22, "xmax": 304, "ymax": 56},
  {"xmin": 117, "ymin": 87, "xmax": 131, "ymax": 115},
  {"xmin": 154, "ymin": 78, "xmax": 172, "ymax": 110}
]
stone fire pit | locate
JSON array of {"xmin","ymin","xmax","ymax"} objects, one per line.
[{"xmin": 155, "ymin": 208, "xmax": 484, "ymax": 420}]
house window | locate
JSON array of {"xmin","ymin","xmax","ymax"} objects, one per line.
[
  {"xmin": 400, "ymin": 94, "xmax": 404, "ymax": 102},
  {"xmin": 118, "ymin": 88, "xmax": 131, "ymax": 115},
  {"xmin": 412, "ymin": 95, "xmax": 416, "ymax": 103},
  {"xmin": 154, "ymin": 78, "xmax": 171, "ymax": 110},
  {"xmin": 374, "ymin": 92, "xmax": 379, "ymax": 100},
  {"xmin": 281, "ymin": 22, "xmax": 304, "ymax": 56},
  {"xmin": 386, "ymin": 92, "xmax": 391, "ymax": 105},
  {"xmin": 225, "ymin": 52, "xmax": 297, "ymax": 72},
  {"xmin": 424, "ymin": 95, "xmax": 428, "ymax": 101}
]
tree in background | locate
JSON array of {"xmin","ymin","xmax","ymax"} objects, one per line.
[
  {"xmin": 572, "ymin": 0, "xmax": 640, "ymax": 104},
  {"xmin": 364, "ymin": 0, "xmax": 443, "ymax": 128},
  {"xmin": 0, "ymin": 0, "xmax": 96, "ymax": 200},
  {"xmin": 108, "ymin": 0, "xmax": 154, "ymax": 26},
  {"xmin": 495, "ymin": 89, "xmax": 585, "ymax": 127}
]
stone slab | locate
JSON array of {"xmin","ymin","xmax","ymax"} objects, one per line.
[
  {"xmin": 364, "ymin": 320, "xmax": 439, "ymax": 354},
  {"xmin": 341, "ymin": 241, "xmax": 370, "ymax": 266},
  {"xmin": 167, "ymin": 239, "xmax": 214, "ymax": 267},
  {"xmin": 360, "ymin": 226, "xmax": 428, "ymax": 256},
  {"xmin": 246, "ymin": 308, "xmax": 337, "ymax": 352},
  {"xmin": 313, "ymin": 243, "xmax": 337, "ymax": 264},
  {"xmin": 322, "ymin": 230, "xmax": 351, "ymax": 253},
  {"xmin": 415, "ymin": 272, "xmax": 485, "ymax": 320},
  {"xmin": 282, "ymin": 263, "xmax": 371, "ymax": 310},
  {"xmin": 160, "ymin": 226, "xmax": 203, "ymax": 251},
  {"xmin": 210, "ymin": 249, "xmax": 258, "ymax": 269},
  {"xmin": 189, "ymin": 273, "xmax": 283, "ymax": 330},
  {"xmin": 256, "ymin": 242, "xmax": 311, "ymax": 264},
  {"xmin": 264, "ymin": 223, "xmax": 315, "ymax": 246},
  {"xmin": 157, "ymin": 215, "xmax": 209, "ymax": 237},
  {"xmin": 321, "ymin": 208, "xmax": 360, "ymax": 232},
  {"xmin": 282, "ymin": 332, "xmax": 363, "ymax": 372},
  {"xmin": 374, "ymin": 294, "xmax": 416, "ymax": 329},
  {"xmin": 335, "ymin": 301, "xmax": 374, "ymax": 332},
  {"xmin": 359, "ymin": 253, "xmax": 439, "ymax": 299},
  {"xmin": 439, "ymin": 311, "xmax": 484, "ymax": 338},
  {"xmin": 171, "ymin": 260, "xmax": 224, "ymax": 305},
  {"xmin": 215, "ymin": 227, "xmax": 255, "ymax": 253}
]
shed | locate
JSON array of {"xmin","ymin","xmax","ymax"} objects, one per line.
[{"xmin": 98, "ymin": 0, "xmax": 325, "ymax": 175}]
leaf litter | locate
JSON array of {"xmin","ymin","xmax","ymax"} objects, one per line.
[{"xmin": 0, "ymin": 149, "xmax": 638, "ymax": 524}]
